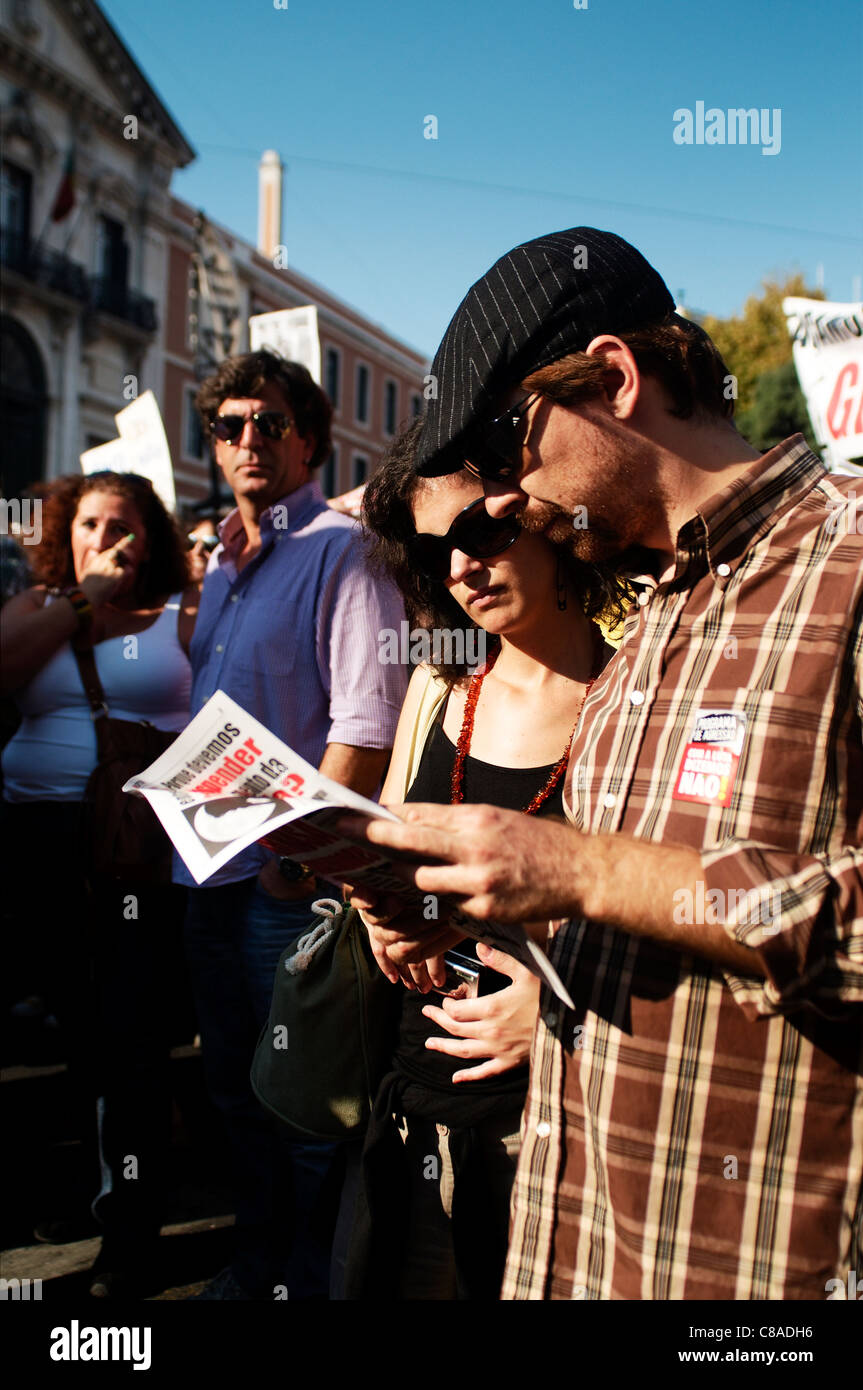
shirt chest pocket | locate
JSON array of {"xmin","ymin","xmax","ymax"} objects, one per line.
[{"xmin": 653, "ymin": 688, "xmax": 833, "ymax": 856}]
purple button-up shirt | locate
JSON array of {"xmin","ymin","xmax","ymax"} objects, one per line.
[{"xmin": 174, "ymin": 479, "xmax": 407, "ymax": 885}]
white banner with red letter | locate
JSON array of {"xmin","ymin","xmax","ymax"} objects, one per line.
[{"xmin": 783, "ymin": 297, "xmax": 863, "ymax": 473}]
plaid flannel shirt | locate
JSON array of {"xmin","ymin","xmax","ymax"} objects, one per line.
[{"xmin": 502, "ymin": 436, "xmax": 863, "ymax": 1300}]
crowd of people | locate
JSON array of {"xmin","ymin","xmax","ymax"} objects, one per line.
[{"xmin": 1, "ymin": 225, "xmax": 860, "ymax": 1302}]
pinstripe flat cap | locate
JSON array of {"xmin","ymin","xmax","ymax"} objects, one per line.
[{"xmin": 415, "ymin": 226, "xmax": 675, "ymax": 476}]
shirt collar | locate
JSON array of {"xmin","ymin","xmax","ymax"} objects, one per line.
[
  {"xmin": 691, "ymin": 433, "xmax": 825, "ymax": 587},
  {"xmin": 624, "ymin": 435, "xmax": 826, "ymax": 597},
  {"xmin": 217, "ymin": 478, "xmax": 327, "ymax": 560}
]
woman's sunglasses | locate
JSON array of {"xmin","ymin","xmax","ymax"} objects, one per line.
[
  {"xmin": 463, "ymin": 393, "xmax": 538, "ymax": 482},
  {"xmin": 407, "ymin": 499, "xmax": 520, "ymax": 583},
  {"xmin": 211, "ymin": 411, "xmax": 294, "ymax": 444},
  {"xmin": 187, "ymin": 533, "xmax": 220, "ymax": 553}
]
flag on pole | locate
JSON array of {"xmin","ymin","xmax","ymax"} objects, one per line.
[{"xmin": 50, "ymin": 147, "xmax": 76, "ymax": 222}]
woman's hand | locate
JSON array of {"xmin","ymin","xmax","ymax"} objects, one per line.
[
  {"xmin": 420, "ymin": 942, "xmax": 540, "ymax": 1081},
  {"xmin": 78, "ymin": 532, "xmax": 139, "ymax": 608},
  {"xmin": 346, "ymin": 885, "xmax": 449, "ymax": 992}
]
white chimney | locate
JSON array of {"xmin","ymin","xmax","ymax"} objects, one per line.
[{"xmin": 257, "ymin": 150, "xmax": 284, "ymax": 261}]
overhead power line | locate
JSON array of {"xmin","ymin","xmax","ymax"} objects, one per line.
[{"xmin": 194, "ymin": 142, "xmax": 863, "ymax": 248}]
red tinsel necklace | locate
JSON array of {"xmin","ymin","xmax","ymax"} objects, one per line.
[{"xmin": 450, "ymin": 631, "xmax": 603, "ymax": 814}]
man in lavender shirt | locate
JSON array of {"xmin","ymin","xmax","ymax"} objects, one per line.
[{"xmin": 179, "ymin": 350, "xmax": 406, "ymax": 1299}]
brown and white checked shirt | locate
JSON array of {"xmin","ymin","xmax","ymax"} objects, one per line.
[{"xmin": 502, "ymin": 435, "xmax": 863, "ymax": 1301}]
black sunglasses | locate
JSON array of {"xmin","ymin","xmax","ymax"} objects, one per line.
[
  {"xmin": 211, "ymin": 411, "xmax": 294, "ymax": 444},
  {"xmin": 463, "ymin": 393, "xmax": 538, "ymax": 482},
  {"xmin": 407, "ymin": 498, "xmax": 520, "ymax": 583}
]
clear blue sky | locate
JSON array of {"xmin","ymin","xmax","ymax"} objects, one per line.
[{"xmin": 101, "ymin": 0, "xmax": 862, "ymax": 360}]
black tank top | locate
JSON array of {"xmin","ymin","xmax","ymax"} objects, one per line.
[{"xmin": 394, "ymin": 700, "xmax": 565, "ymax": 1101}]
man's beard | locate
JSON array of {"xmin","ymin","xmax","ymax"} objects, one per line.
[{"xmin": 518, "ymin": 499, "xmax": 623, "ymax": 563}]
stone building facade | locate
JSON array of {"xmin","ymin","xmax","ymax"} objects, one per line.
[{"xmin": 0, "ymin": 0, "xmax": 427, "ymax": 507}]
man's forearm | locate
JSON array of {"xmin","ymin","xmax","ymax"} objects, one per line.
[
  {"xmin": 337, "ymin": 803, "xmax": 769, "ymax": 977},
  {"xmin": 570, "ymin": 830, "xmax": 768, "ymax": 977},
  {"xmin": 319, "ymin": 742, "xmax": 390, "ymax": 799}
]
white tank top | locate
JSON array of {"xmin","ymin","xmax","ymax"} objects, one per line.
[{"xmin": 2, "ymin": 594, "xmax": 192, "ymax": 802}]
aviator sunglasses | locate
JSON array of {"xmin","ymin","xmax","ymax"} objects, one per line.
[
  {"xmin": 408, "ymin": 498, "xmax": 520, "ymax": 583},
  {"xmin": 187, "ymin": 533, "xmax": 220, "ymax": 553},
  {"xmin": 463, "ymin": 393, "xmax": 538, "ymax": 482},
  {"xmin": 211, "ymin": 411, "xmax": 294, "ymax": 444}
]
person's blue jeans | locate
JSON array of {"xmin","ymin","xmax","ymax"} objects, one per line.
[{"xmin": 184, "ymin": 877, "xmax": 340, "ymax": 1298}]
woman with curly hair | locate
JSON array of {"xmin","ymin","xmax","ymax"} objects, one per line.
[
  {"xmin": 0, "ymin": 471, "xmax": 198, "ymax": 1298},
  {"xmin": 340, "ymin": 421, "xmax": 628, "ymax": 1300}
]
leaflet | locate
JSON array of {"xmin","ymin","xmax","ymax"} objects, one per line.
[{"xmin": 123, "ymin": 691, "xmax": 575, "ymax": 1008}]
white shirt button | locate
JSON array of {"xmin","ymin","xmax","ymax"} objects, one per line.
[
  {"xmin": 230, "ymin": 593, "xmax": 239, "ymax": 602},
  {"xmin": 716, "ymin": 562, "xmax": 731, "ymax": 577},
  {"xmin": 629, "ymin": 690, "xmax": 645, "ymax": 706},
  {"xmin": 215, "ymin": 643, "xmax": 224, "ymax": 653},
  {"xmin": 603, "ymin": 793, "xmax": 616, "ymax": 809},
  {"xmin": 536, "ymin": 1121, "xmax": 551, "ymax": 1139},
  {"xmin": 637, "ymin": 591, "xmax": 649, "ymax": 606},
  {"xmin": 544, "ymin": 1012, "xmax": 558, "ymax": 1030}
]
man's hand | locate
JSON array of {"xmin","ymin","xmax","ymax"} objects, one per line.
[
  {"xmin": 337, "ymin": 803, "xmax": 577, "ymax": 936},
  {"xmin": 421, "ymin": 943, "xmax": 540, "ymax": 1081},
  {"xmin": 336, "ymin": 803, "xmax": 769, "ymax": 977}
]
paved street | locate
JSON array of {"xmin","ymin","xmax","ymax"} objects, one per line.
[{"xmin": 2, "ymin": 1022, "xmax": 236, "ymax": 1302}]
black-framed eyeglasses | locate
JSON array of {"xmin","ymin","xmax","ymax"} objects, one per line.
[
  {"xmin": 407, "ymin": 498, "xmax": 520, "ymax": 583},
  {"xmin": 211, "ymin": 411, "xmax": 294, "ymax": 444},
  {"xmin": 463, "ymin": 393, "xmax": 538, "ymax": 482}
]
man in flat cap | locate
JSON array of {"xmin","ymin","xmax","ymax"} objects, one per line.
[{"xmin": 344, "ymin": 228, "xmax": 863, "ymax": 1300}]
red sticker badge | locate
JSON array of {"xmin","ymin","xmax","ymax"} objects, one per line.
[{"xmin": 672, "ymin": 709, "xmax": 746, "ymax": 808}]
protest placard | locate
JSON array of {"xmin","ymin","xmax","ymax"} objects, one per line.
[{"xmin": 249, "ymin": 305, "xmax": 321, "ymax": 383}]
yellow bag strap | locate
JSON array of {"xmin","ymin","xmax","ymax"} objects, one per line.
[{"xmin": 400, "ymin": 667, "xmax": 451, "ymax": 800}]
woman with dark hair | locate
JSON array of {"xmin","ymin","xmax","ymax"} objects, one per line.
[
  {"xmin": 0, "ymin": 471, "xmax": 198, "ymax": 1298},
  {"xmin": 342, "ymin": 422, "xmax": 627, "ymax": 1300}
]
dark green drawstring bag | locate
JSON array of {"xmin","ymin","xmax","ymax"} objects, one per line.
[{"xmin": 250, "ymin": 899, "xmax": 400, "ymax": 1141}]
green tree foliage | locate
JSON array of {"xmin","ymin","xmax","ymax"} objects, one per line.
[
  {"xmin": 736, "ymin": 360, "xmax": 818, "ymax": 453},
  {"xmin": 702, "ymin": 273, "xmax": 824, "ymax": 422}
]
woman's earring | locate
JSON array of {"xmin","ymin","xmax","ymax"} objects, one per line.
[{"xmin": 556, "ymin": 552, "xmax": 568, "ymax": 611}]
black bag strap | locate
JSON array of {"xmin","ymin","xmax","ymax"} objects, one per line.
[{"xmin": 71, "ymin": 640, "xmax": 112, "ymax": 760}]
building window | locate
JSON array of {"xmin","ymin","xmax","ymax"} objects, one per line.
[
  {"xmin": 0, "ymin": 162, "xmax": 32, "ymax": 250},
  {"xmin": 411, "ymin": 393, "xmax": 423, "ymax": 419},
  {"xmin": 95, "ymin": 215, "xmax": 129, "ymax": 287},
  {"xmin": 184, "ymin": 387, "xmax": 207, "ymax": 460},
  {"xmin": 321, "ymin": 447, "xmax": 338, "ymax": 498},
  {"xmin": 93, "ymin": 215, "xmax": 130, "ymax": 319},
  {"xmin": 352, "ymin": 454, "xmax": 369, "ymax": 488},
  {"xmin": 355, "ymin": 363, "xmax": 370, "ymax": 425},
  {"xmin": 0, "ymin": 316, "xmax": 47, "ymax": 496},
  {"xmin": 325, "ymin": 347, "xmax": 341, "ymax": 408},
  {"xmin": 384, "ymin": 379, "xmax": 398, "ymax": 436}
]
